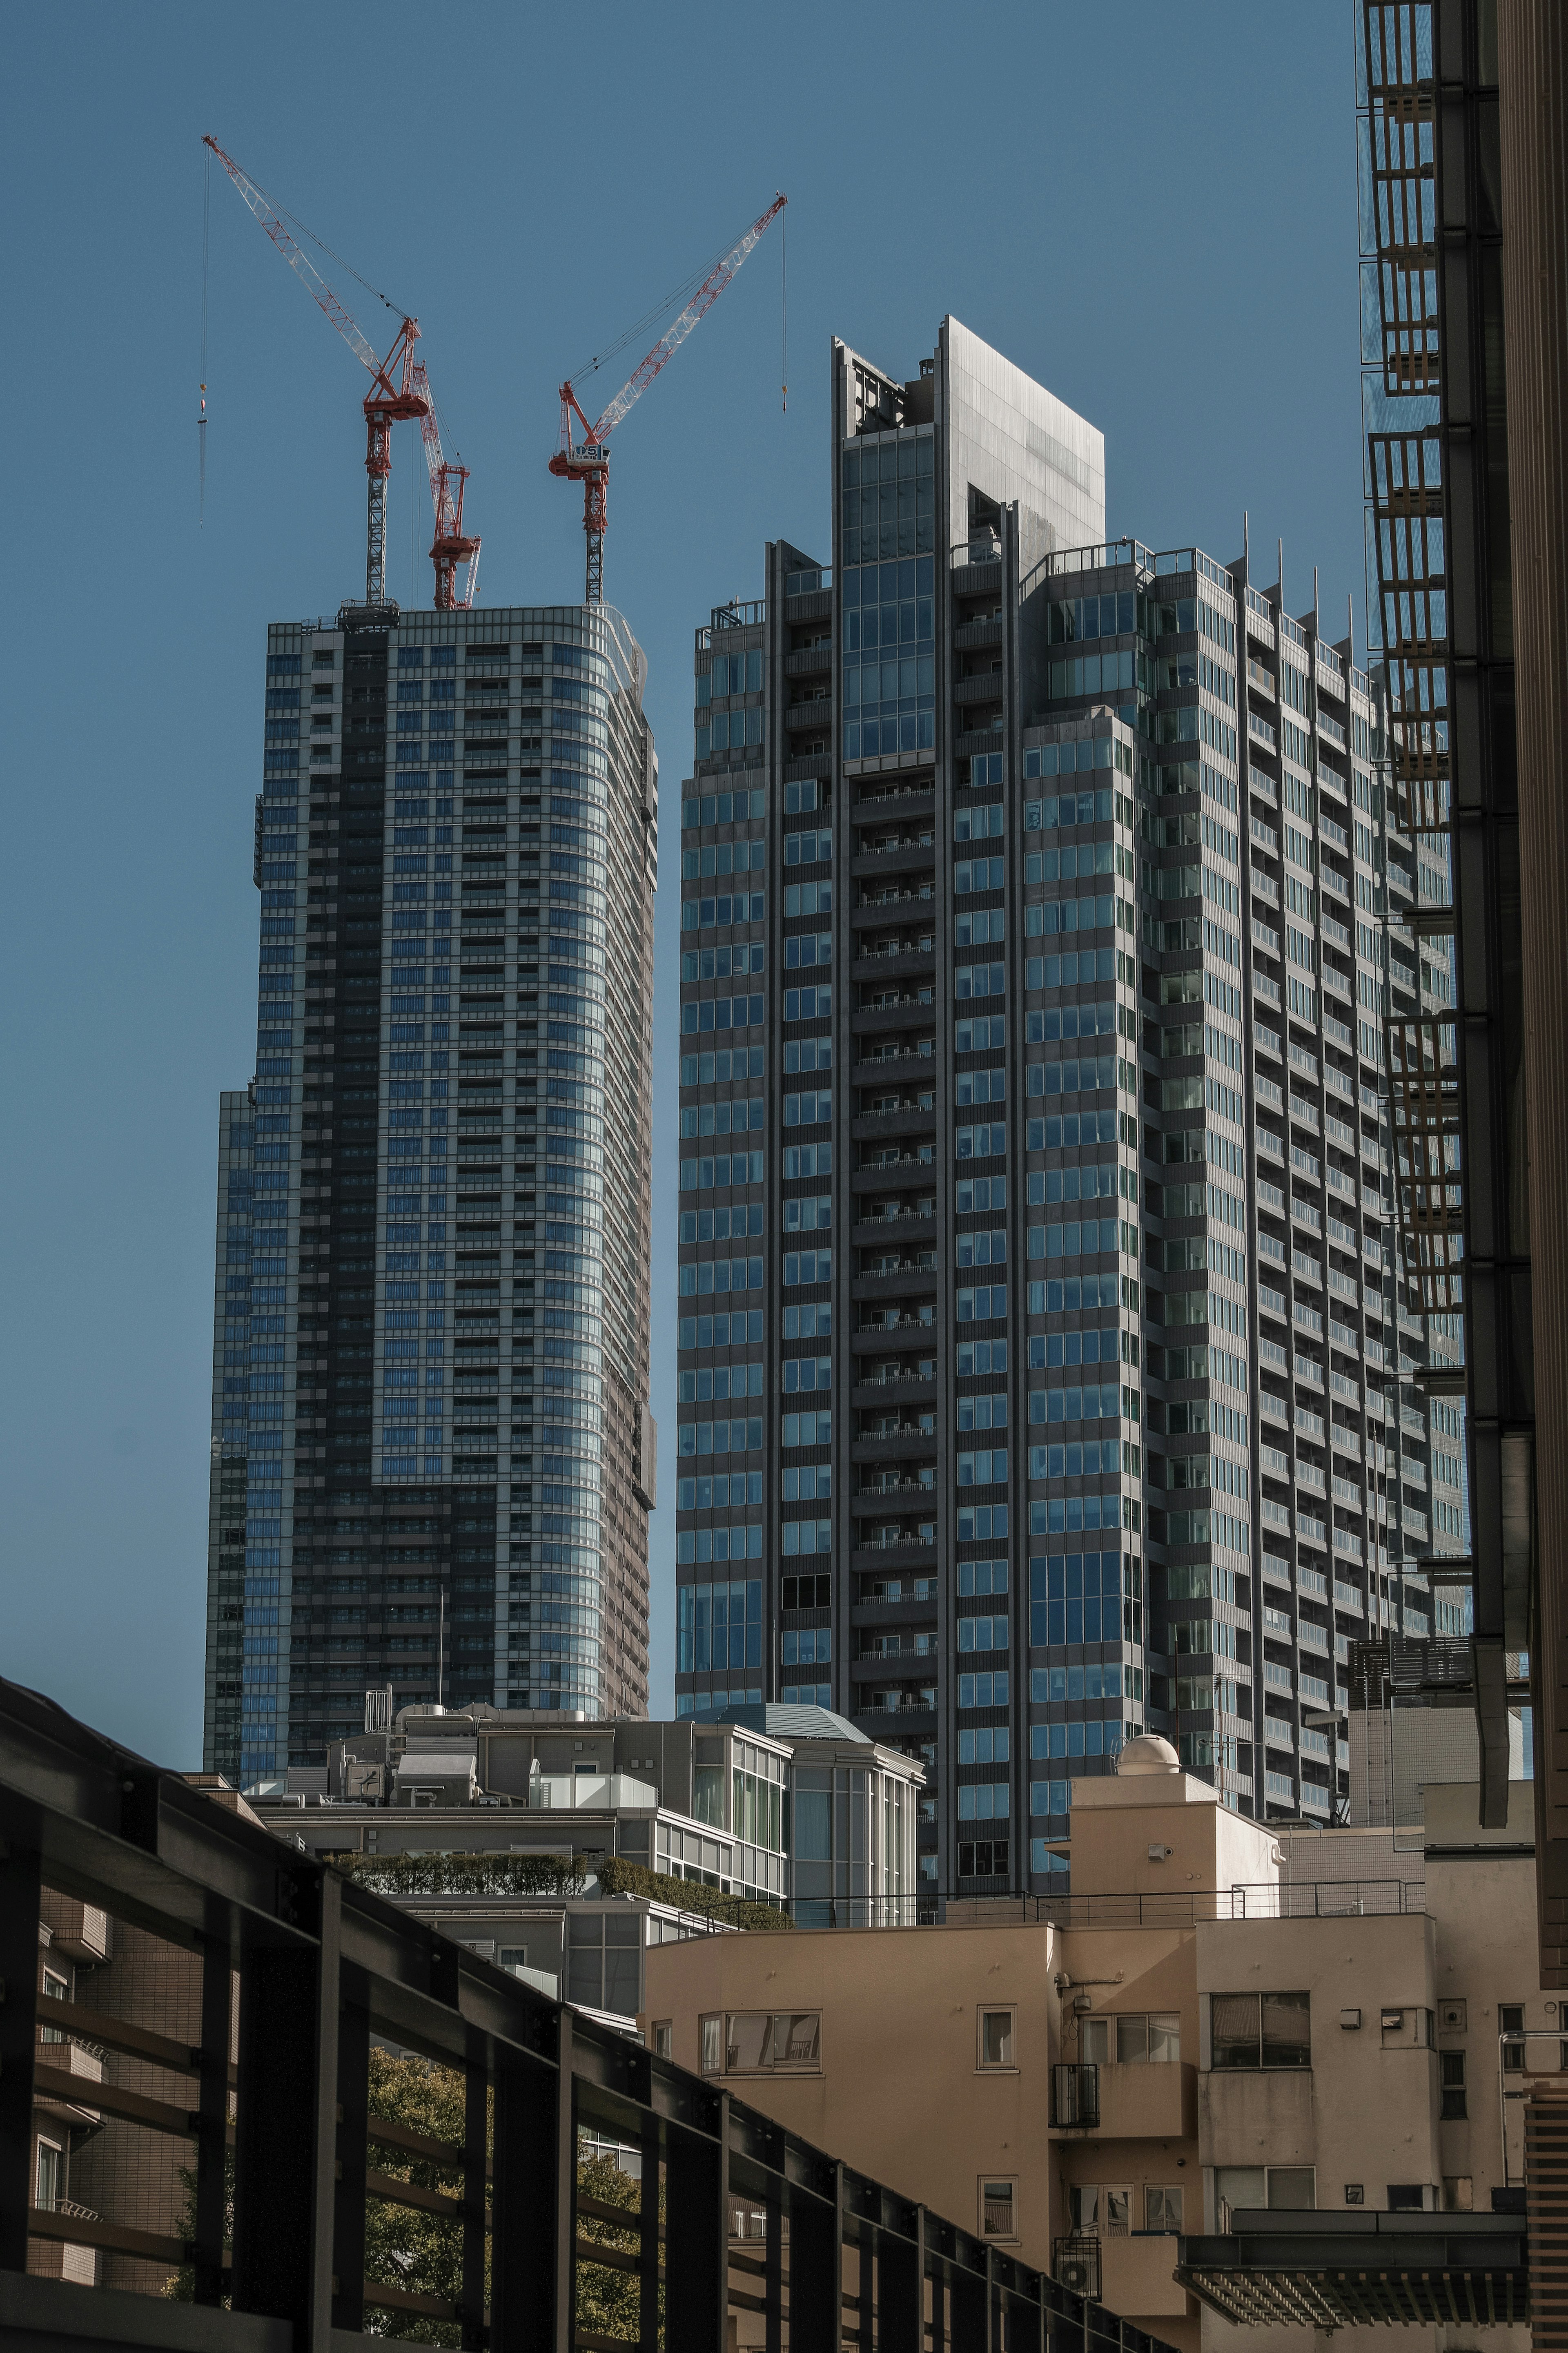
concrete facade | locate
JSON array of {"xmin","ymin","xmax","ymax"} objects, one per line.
[{"xmin": 644, "ymin": 1738, "xmax": 1545, "ymax": 2353}]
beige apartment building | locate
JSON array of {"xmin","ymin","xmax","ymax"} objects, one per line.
[{"xmin": 644, "ymin": 1735, "xmax": 1542, "ymax": 2353}]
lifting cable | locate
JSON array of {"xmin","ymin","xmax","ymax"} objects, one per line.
[
  {"xmin": 200, "ymin": 141, "xmax": 210, "ymax": 520},
  {"xmin": 781, "ymin": 203, "xmax": 788, "ymax": 414}
]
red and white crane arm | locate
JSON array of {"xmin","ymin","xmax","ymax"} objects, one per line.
[{"xmin": 202, "ymin": 135, "xmax": 385, "ymax": 381}]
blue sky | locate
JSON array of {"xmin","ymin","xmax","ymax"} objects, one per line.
[{"xmin": 1, "ymin": 3, "xmax": 1366, "ymax": 1765}]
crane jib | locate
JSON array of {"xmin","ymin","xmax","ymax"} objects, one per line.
[{"xmin": 551, "ymin": 190, "xmax": 786, "ymax": 602}]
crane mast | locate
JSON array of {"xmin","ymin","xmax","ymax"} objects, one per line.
[
  {"xmin": 549, "ymin": 193, "xmax": 786, "ymax": 604},
  {"xmin": 412, "ymin": 361, "xmax": 481, "ymax": 610}
]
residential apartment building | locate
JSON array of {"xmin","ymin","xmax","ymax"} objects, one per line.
[
  {"xmin": 205, "ymin": 598, "xmax": 658, "ymax": 1786},
  {"xmin": 674, "ymin": 316, "xmax": 1458, "ymax": 1889},
  {"xmin": 645, "ymin": 1735, "xmax": 1538, "ymax": 2353}
]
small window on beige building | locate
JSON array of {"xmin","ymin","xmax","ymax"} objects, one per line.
[
  {"xmin": 700, "ymin": 2014, "xmax": 723, "ymax": 2074},
  {"xmin": 1216, "ymin": 2166, "xmax": 1314, "ymax": 2227},
  {"xmin": 1145, "ymin": 2185, "xmax": 1183, "ymax": 2234},
  {"xmin": 652, "ymin": 2021, "xmax": 672, "ymax": 2059},
  {"xmin": 1082, "ymin": 2012, "xmax": 1180, "ymax": 2063},
  {"xmin": 1500, "ymin": 2004, "xmax": 1526, "ymax": 2070},
  {"xmin": 719, "ymin": 2012, "xmax": 821, "ymax": 2074},
  {"xmin": 978, "ymin": 2007, "xmax": 1016, "ymax": 2068},
  {"xmin": 1070, "ymin": 2186, "xmax": 1131, "ymax": 2237},
  {"xmin": 1211, "ymin": 1991, "xmax": 1310, "ymax": 2069},
  {"xmin": 981, "ymin": 2178, "xmax": 1017, "ymax": 2240}
]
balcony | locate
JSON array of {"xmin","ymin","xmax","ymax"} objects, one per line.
[
  {"xmin": 954, "ymin": 669, "xmax": 1004, "ymax": 705},
  {"xmin": 784, "ymin": 645, "xmax": 832, "ymax": 678},
  {"xmin": 1100, "ymin": 2234, "xmax": 1188, "ymax": 2320}
]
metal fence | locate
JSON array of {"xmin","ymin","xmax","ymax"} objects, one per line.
[
  {"xmin": 0, "ymin": 1676, "xmax": 1182, "ymax": 2353},
  {"xmin": 840, "ymin": 1882, "xmax": 1428, "ymax": 1931}
]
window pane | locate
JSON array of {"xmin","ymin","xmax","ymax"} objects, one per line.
[
  {"xmin": 773, "ymin": 2012, "xmax": 820, "ymax": 2067},
  {"xmin": 982, "ymin": 2010, "xmax": 1014, "ymax": 2066},
  {"xmin": 1081, "ymin": 2018, "xmax": 1110, "ymax": 2063},
  {"xmin": 604, "ymin": 1945, "xmax": 640, "ymax": 2016},
  {"xmin": 1212, "ymin": 1992, "xmax": 1261, "ymax": 2068},
  {"xmin": 982, "ymin": 2181, "xmax": 1015, "ymax": 2237},
  {"xmin": 700, "ymin": 2016, "xmax": 723, "ymax": 2073},
  {"xmin": 1146, "ymin": 2185, "xmax": 1183, "ymax": 2233},
  {"xmin": 1103, "ymin": 2188, "xmax": 1131, "ymax": 2236},
  {"xmin": 1148, "ymin": 2012, "xmax": 1181, "ymax": 2064},
  {"xmin": 726, "ymin": 2012, "xmax": 772, "ymax": 2070},
  {"xmin": 1116, "ymin": 2015, "xmax": 1149, "ymax": 2063},
  {"xmin": 1261, "ymin": 1991, "xmax": 1311, "ymax": 2067},
  {"xmin": 1267, "ymin": 2168, "xmax": 1316, "ymax": 2210},
  {"xmin": 1215, "ymin": 2167, "xmax": 1266, "ymax": 2228}
]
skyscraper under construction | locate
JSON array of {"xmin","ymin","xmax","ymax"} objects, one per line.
[{"xmin": 205, "ymin": 597, "xmax": 657, "ymax": 1786}]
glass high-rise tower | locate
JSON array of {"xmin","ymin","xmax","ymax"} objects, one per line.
[
  {"xmin": 205, "ymin": 597, "xmax": 657, "ymax": 1786},
  {"xmin": 674, "ymin": 318, "xmax": 1461, "ymax": 1896}
]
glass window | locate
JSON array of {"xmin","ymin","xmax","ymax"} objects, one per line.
[
  {"xmin": 1211, "ymin": 1990, "xmax": 1310, "ymax": 2068},
  {"xmin": 1071, "ymin": 2185, "xmax": 1131, "ymax": 2237},
  {"xmin": 979, "ymin": 2008, "xmax": 1015, "ymax": 2068},
  {"xmin": 36, "ymin": 2141, "xmax": 62, "ymax": 2211},
  {"xmin": 38, "ymin": 1969, "xmax": 67, "ymax": 2044},
  {"xmin": 1441, "ymin": 2051, "xmax": 1467, "ymax": 2119},
  {"xmin": 1216, "ymin": 2166, "xmax": 1315, "ymax": 2226},
  {"xmin": 1145, "ymin": 2185, "xmax": 1183, "ymax": 2234},
  {"xmin": 1081, "ymin": 2011, "xmax": 1180, "ymax": 2063},
  {"xmin": 723, "ymin": 2011, "xmax": 820, "ymax": 2072},
  {"xmin": 981, "ymin": 2179, "xmax": 1017, "ymax": 2239},
  {"xmin": 700, "ymin": 2014, "xmax": 723, "ymax": 2074},
  {"xmin": 653, "ymin": 2021, "xmax": 672, "ymax": 2060}
]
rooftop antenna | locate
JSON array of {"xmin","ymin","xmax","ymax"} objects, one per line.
[
  {"xmin": 1278, "ymin": 536, "xmax": 1284, "ymax": 602},
  {"xmin": 1243, "ymin": 509, "xmax": 1250, "ymax": 569}
]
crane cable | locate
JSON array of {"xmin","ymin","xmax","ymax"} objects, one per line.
[
  {"xmin": 200, "ymin": 142, "xmax": 209, "ymax": 521},
  {"xmin": 565, "ymin": 203, "xmax": 775, "ymax": 390},
  {"xmin": 781, "ymin": 203, "xmax": 788, "ymax": 414}
]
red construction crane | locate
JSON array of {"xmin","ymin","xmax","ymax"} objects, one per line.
[
  {"xmin": 203, "ymin": 135, "xmax": 434, "ymax": 608},
  {"xmin": 550, "ymin": 193, "xmax": 787, "ymax": 605},
  {"xmin": 411, "ymin": 360, "xmax": 481, "ymax": 610}
]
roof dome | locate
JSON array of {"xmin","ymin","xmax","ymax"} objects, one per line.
[{"xmin": 1116, "ymin": 1733, "xmax": 1182, "ymax": 1777}]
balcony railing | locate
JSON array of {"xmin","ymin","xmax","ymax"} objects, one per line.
[{"xmin": 1052, "ymin": 2063, "xmax": 1101, "ymax": 2127}]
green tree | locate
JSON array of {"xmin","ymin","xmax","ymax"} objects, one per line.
[{"xmin": 165, "ymin": 2049, "xmax": 663, "ymax": 2344}]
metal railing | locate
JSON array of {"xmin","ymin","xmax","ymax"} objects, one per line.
[
  {"xmin": 1051, "ymin": 2064, "xmax": 1101, "ymax": 2128},
  {"xmin": 0, "ymin": 1675, "xmax": 1180, "ymax": 2353},
  {"xmin": 839, "ymin": 1881, "xmax": 1428, "ymax": 1931}
]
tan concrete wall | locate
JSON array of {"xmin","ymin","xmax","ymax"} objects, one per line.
[
  {"xmin": 1195, "ymin": 1911, "xmax": 1438, "ymax": 2215},
  {"xmin": 646, "ymin": 1920, "xmax": 1059, "ymax": 2270},
  {"xmin": 1423, "ymin": 1780, "xmax": 1546, "ymax": 2198},
  {"xmin": 1068, "ymin": 1774, "xmax": 1280, "ymax": 1902},
  {"xmin": 646, "ymin": 1914, "xmax": 1204, "ymax": 2349}
]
